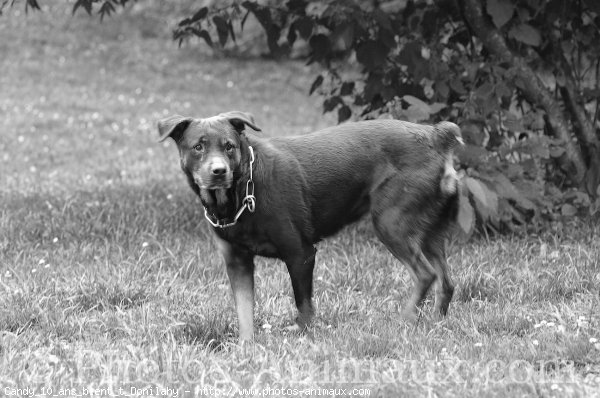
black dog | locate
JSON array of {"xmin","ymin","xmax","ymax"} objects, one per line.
[{"xmin": 158, "ymin": 111, "xmax": 463, "ymax": 341}]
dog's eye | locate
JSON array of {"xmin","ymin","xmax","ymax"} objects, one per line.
[
  {"xmin": 193, "ymin": 143, "xmax": 204, "ymax": 152},
  {"xmin": 225, "ymin": 142, "xmax": 235, "ymax": 152}
]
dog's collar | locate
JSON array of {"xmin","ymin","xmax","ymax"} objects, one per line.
[{"xmin": 203, "ymin": 145, "xmax": 256, "ymax": 228}]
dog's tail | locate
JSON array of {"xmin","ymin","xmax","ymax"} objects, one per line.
[
  {"xmin": 433, "ymin": 121, "xmax": 464, "ymax": 153},
  {"xmin": 433, "ymin": 122, "xmax": 464, "ymax": 196}
]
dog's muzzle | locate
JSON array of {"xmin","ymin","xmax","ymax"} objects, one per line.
[
  {"xmin": 194, "ymin": 159, "xmax": 232, "ymax": 189},
  {"xmin": 194, "ymin": 173, "xmax": 232, "ymax": 189}
]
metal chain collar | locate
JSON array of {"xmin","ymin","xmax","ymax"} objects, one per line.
[{"xmin": 203, "ymin": 146, "xmax": 256, "ymax": 228}]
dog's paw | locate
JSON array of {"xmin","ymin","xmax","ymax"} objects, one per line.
[
  {"xmin": 283, "ymin": 323, "xmax": 303, "ymax": 333},
  {"xmin": 401, "ymin": 308, "xmax": 420, "ymax": 324}
]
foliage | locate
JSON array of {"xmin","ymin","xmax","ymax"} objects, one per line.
[
  {"xmin": 171, "ymin": 0, "xmax": 600, "ymax": 236},
  {"xmin": 5, "ymin": 0, "xmax": 600, "ymax": 237}
]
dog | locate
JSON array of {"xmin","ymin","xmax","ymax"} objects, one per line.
[{"xmin": 158, "ymin": 111, "xmax": 463, "ymax": 341}]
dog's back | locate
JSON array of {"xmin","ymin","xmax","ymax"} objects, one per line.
[
  {"xmin": 249, "ymin": 119, "xmax": 463, "ymax": 242},
  {"xmin": 270, "ymin": 119, "xmax": 461, "ymax": 180}
]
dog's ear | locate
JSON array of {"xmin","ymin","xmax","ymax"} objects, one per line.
[
  {"xmin": 219, "ymin": 111, "xmax": 262, "ymax": 132},
  {"xmin": 157, "ymin": 115, "xmax": 193, "ymax": 143}
]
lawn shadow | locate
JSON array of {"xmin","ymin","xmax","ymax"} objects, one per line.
[{"xmin": 174, "ymin": 313, "xmax": 235, "ymax": 352}]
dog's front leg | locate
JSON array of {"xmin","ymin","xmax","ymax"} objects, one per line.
[
  {"xmin": 217, "ymin": 238, "xmax": 255, "ymax": 341},
  {"xmin": 284, "ymin": 245, "xmax": 317, "ymax": 330}
]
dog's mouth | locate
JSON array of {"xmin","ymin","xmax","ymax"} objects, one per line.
[{"xmin": 205, "ymin": 181, "xmax": 232, "ymax": 189}]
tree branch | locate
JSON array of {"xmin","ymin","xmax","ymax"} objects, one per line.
[{"xmin": 458, "ymin": 0, "xmax": 588, "ymax": 184}]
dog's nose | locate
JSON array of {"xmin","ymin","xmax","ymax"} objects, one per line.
[{"xmin": 211, "ymin": 166, "xmax": 227, "ymax": 175}]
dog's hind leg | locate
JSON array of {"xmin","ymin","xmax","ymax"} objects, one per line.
[
  {"xmin": 423, "ymin": 233, "xmax": 454, "ymax": 317},
  {"xmin": 423, "ymin": 189, "xmax": 458, "ymax": 318},
  {"xmin": 283, "ymin": 244, "xmax": 317, "ymax": 330},
  {"xmin": 372, "ymin": 208, "xmax": 437, "ymax": 322}
]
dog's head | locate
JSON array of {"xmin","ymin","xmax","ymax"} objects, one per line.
[{"xmin": 158, "ymin": 111, "xmax": 261, "ymax": 190}]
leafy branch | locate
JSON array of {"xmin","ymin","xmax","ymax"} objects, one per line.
[{"xmin": 5, "ymin": 0, "xmax": 600, "ymax": 235}]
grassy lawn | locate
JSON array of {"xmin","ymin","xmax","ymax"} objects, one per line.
[{"xmin": 1, "ymin": 3, "xmax": 599, "ymax": 397}]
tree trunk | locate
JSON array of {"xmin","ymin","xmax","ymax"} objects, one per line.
[
  {"xmin": 558, "ymin": 74, "xmax": 600, "ymax": 194},
  {"xmin": 560, "ymin": 85, "xmax": 600, "ymax": 194},
  {"xmin": 458, "ymin": 0, "xmax": 588, "ymax": 184}
]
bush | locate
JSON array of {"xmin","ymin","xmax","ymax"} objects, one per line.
[{"xmin": 7, "ymin": 0, "xmax": 600, "ymax": 235}]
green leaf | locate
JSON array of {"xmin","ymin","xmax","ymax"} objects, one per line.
[
  {"xmin": 509, "ymin": 24, "xmax": 541, "ymax": 47},
  {"xmin": 287, "ymin": 0, "xmax": 308, "ymax": 13},
  {"xmin": 457, "ymin": 144, "xmax": 490, "ymax": 168},
  {"xmin": 98, "ymin": 1, "xmax": 115, "ymax": 22},
  {"xmin": 402, "ymin": 105, "xmax": 430, "ymax": 122},
  {"xmin": 373, "ymin": 8, "xmax": 392, "ymax": 31},
  {"xmin": 228, "ymin": 20, "xmax": 236, "ymax": 43},
  {"xmin": 491, "ymin": 173, "xmax": 536, "ymax": 210},
  {"xmin": 323, "ymin": 96, "xmax": 342, "ymax": 113},
  {"xmin": 487, "ymin": 0, "xmax": 515, "ymax": 28},
  {"xmin": 241, "ymin": 10, "xmax": 251, "ymax": 30},
  {"xmin": 338, "ymin": 105, "xmax": 352, "ymax": 123},
  {"xmin": 465, "ymin": 177, "xmax": 488, "ymax": 208},
  {"xmin": 331, "ymin": 23, "xmax": 354, "ymax": 51},
  {"xmin": 561, "ymin": 203, "xmax": 577, "ymax": 217},
  {"xmin": 517, "ymin": 7, "xmax": 531, "ymax": 22},
  {"xmin": 378, "ymin": 21, "xmax": 396, "ymax": 49},
  {"xmin": 399, "ymin": 96, "xmax": 431, "ymax": 122},
  {"xmin": 356, "ymin": 40, "xmax": 388, "ymax": 71},
  {"xmin": 190, "ymin": 28, "xmax": 213, "ymax": 48},
  {"xmin": 363, "ymin": 74, "xmax": 384, "ymax": 102},
  {"xmin": 449, "ymin": 79, "xmax": 467, "ymax": 95},
  {"xmin": 73, "ymin": 0, "xmax": 92, "ymax": 15},
  {"xmin": 190, "ymin": 7, "xmax": 209, "ymax": 24},
  {"xmin": 465, "ymin": 177, "xmax": 499, "ymax": 223},
  {"xmin": 511, "ymin": 135, "xmax": 550, "ymax": 159},
  {"xmin": 495, "ymin": 82, "xmax": 512, "ymax": 99},
  {"xmin": 398, "ymin": 41, "xmax": 424, "ymax": 77},
  {"xmin": 429, "ymin": 103, "xmax": 446, "ymax": 114},
  {"xmin": 504, "ymin": 111, "xmax": 524, "ymax": 133},
  {"xmin": 497, "ymin": 198, "xmax": 514, "ymax": 223},
  {"xmin": 25, "ymin": 0, "xmax": 41, "ymax": 13},
  {"xmin": 308, "ymin": 34, "xmax": 332, "ymax": 64},
  {"xmin": 475, "ymin": 82, "xmax": 494, "ymax": 99},
  {"xmin": 403, "ymin": 95, "xmax": 428, "ymax": 108},
  {"xmin": 529, "ymin": 112, "xmax": 545, "ymax": 130},
  {"xmin": 458, "ymin": 193, "xmax": 475, "ymax": 236},
  {"xmin": 213, "ymin": 16, "xmax": 229, "ymax": 47},
  {"xmin": 287, "ymin": 22, "xmax": 298, "ymax": 47},
  {"xmin": 432, "ymin": 80, "xmax": 449, "ymax": 100},
  {"xmin": 340, "ymin": 81, "xmax": 355, "ymax": 96},
  {"xmin": 520, "ymin": 159, "xmax": 538, "ymax": 176},
  {"xmin": 481, "ymin": 182, "xmax": 499, "ymax": 213},
  {"xmin": 295, "ymin": 16, "xmax": 314, "ymax": 39},
  {"xmin": 309, "ymin": 75, "xmax": 323, "ymax": 95},
  {"xmin": 549, "ymin": 146, "xmax": 565, "ymax": 158}
]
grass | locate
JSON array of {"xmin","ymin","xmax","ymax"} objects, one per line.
[{"xmin": 1, "ymin": 3, "xmax": 599, "ymax": 397}]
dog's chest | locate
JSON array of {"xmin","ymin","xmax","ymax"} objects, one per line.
[{"xmin": 216, "ymin": 226, "xmax": 280, "ymax": 258}]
